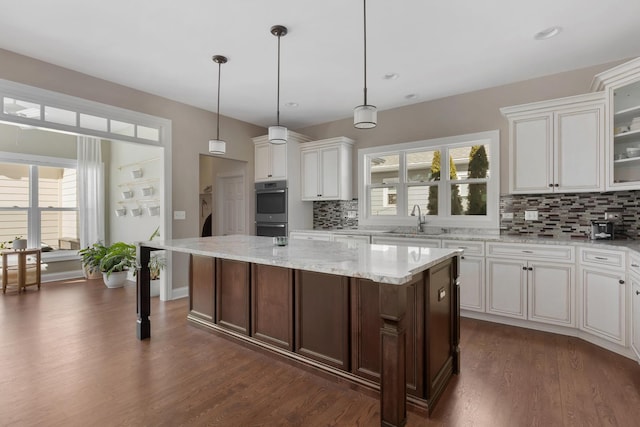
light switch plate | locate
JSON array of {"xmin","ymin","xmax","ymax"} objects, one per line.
[
  {"xmin": 524, "ymin": 210, "xmax": 538, "ymax": 221},
  {"xmin": 502, "ymin": 212, "xmax": 514, "ymax": 220},
  {"xmin": 173, "ymin": 210, "xmax": 186, "ymax": 220}
]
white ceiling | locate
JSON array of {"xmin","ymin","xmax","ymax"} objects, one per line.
[{"xmin": 1, "ymin": 0, "xmax": 640, "ymax": 129}]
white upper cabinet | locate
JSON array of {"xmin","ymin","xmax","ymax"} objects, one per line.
[
  {"xmin": 254, "ymin": 141, "xmax": 287, "ymax": 182},
  {"xmin": 501, "ymin": 92, "xmax": 605, "ymax": 194},
  {"xmin": 300, "ymin": 136, "xmax": 353, "ymax": 201},
  {"xmin": 591, "ymin": 57, "xmax": 640, "ymax": 191}
]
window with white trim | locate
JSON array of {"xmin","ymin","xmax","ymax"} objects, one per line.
[
  {"xmin": 0, "ymin": 154, "xmax": 79, "ymax": 253},
  {"xmin": 358, "ymin": 130, "xmax": 500, "ymax": 229}
]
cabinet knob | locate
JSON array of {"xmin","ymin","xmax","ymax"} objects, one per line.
[
  {"xmin": 461, "ymin": 256, "xmax": 465, "ymax": 260},
  {"xmin": 548, "ymin": 184, "xmax": 553, "ymax": 188},
  {"xmin": 268, "ymin": 174, "xmax": 272, "ymax": 177},
  {"xmin": 522, "ymin": 266, "xmax": 527, "ymax": 271},
  {"xmin": 317, "ymin": 194, "xmax": 322, "ymax": 197},
  {"xmin": 619, "ymin": 279, "xmax": 625, "ymax": 284},
  {"xmin": 528, "ymin": 267, "xmax": 533, "ymax": 271},
  {"xmin": 636, "ymin": 290, "xmax": 640, "ymax": 296},
  {"xmin": 554, "ymin": 183, "xmax": 559, "ymax": 187}
]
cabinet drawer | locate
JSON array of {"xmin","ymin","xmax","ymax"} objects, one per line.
[
  {"xmin": 371, "ymin": 236, "xmax": 441, "ymax": 248},
  {"xmin": 442, "ymin": 240, "xmax": 484, "ymax": 256},
  {"xmin": 486, "ymin": 242, "xmax": 574, "ymax": 263},
  {"xmin": 579, "ymin": 247, "xmax": 626, "ymax": 270},
  {"xmin": 289, "ymin": 231, "xmax": 332, "ymax": 241},
  {"xmin": 630, "ymin": 252, "xmax": 640, "ymax": 277},
  {"xmin": 332, "ymin": 234, "xmax": 370, "ymax": 244}
]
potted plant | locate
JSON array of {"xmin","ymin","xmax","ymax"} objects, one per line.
[
  {"xmin": 149, "ymin": 253, "xmax": 165, "ymax": 297},
  {"xmin": 99, "ymin": 242, "xmax": 137, "ymax": 288},
  {"xmin": 78, "ymin": 241, "xmax": 136, "ymax": 288},
  {"xmin": 78, "ymin": 242, "xmax": 108, "ymax": 279},
  {"xmin": 147, "ymin": 226, "xmax": 164, "ymax": 297}
]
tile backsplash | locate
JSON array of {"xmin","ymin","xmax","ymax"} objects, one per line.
[
  {"xmin": 500, "ymin": 191, "xmax": 640, "ymax": 240},
  {"xmin": 314, "ymin": 191, "xmax": 640, "ymax": 240},
  {"xmin": 313, "ymin": 200, "xmax": 359, "ymax": 230}
]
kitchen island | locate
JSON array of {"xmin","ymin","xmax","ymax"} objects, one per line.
[{"xmin": 137, "ymin": 235, "xmax": 461, "ymax": 426}]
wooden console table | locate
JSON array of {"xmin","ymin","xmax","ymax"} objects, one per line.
[{"xmin": 1, "ymin": 248, "xmax": 42, "ymax": 294}]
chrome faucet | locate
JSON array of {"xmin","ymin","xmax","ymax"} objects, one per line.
[{"xmin": 410, "ymin": 204, "xmax": 426, "ymax": 232}]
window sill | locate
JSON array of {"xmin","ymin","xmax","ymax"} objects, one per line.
[{"xmin": 42, "ymin": 250, "xmax": 80, "ymax": 262}]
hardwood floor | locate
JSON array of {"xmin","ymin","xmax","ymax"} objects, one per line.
[{"xmin": 1, "ymin": 279, "xmax": 639, "ymax": 426}]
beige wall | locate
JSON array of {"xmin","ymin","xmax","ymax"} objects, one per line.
[
  {"xmin": 0, "ymin": 48, "xmax": 265, "ymax": 291},
  {"xmin": 0, "ymin": 48, "xmax": 265, "ymax": 238},
  {"xmin": 297, "ymin": 59, "xmax": 629, "ymax": 195}
]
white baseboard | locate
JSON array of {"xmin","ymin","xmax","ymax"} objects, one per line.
[
  {"xmin": 170, "ymin": 286, "xmax": 188, "ymax": 300},
  {"xmin": 42, "ymin": 270, "xmax": 84, "ymax": 283}
]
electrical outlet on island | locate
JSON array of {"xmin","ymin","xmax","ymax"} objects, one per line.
[{"xmin": 524, "ymin": 210, "xmax": 538, "ymax": 221}]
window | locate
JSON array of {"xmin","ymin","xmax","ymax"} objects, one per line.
[
  {"xmin": 0, "ymin": 153, "xmax": 78, "ymax": 254},
  {"xmin": 359, "ymin": 130, "xmax": 500, "ymax": 229}
]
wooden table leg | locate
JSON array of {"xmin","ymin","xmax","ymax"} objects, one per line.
[
  {"xmin": 137, "ymin": 245, "xmax": 151, "ymax": 340},
  {"xmin": 379, "ymin": 283, "xmax": 408, "ymax": 427}
]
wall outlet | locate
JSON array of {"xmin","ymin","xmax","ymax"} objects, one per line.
[
  {"xmin": 604, "ymin": 212, "xmax": 620, "ymax": 220},
  {"xmin": 173, "ymin": 210, "xmax": 186, "ymax": 220},
  {"xmin": 502, "ymin": 212, "xmax": 514, "ymax": 220},
  {"xmin": 524, "ymin": 210, "xmax": 538, "ymax": 221}
]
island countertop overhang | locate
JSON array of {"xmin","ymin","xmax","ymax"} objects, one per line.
[{"xmin": 138, "ymin": 235, "xmax": 461, "ymax": 285}]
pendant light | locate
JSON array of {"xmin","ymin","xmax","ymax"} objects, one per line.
[
  {"xmin": 208, "ymin": 55, "xmax": 228, "ymax": 155},
  {"xmin": 269, "ymin": 25, "xmax": 288, "ymax": 144},
  {"xmin": 354, "ymin": 0, "xmax": 377, "ymax": 129}
]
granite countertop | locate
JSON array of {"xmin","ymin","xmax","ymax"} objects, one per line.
[
  {"xmin": 294, "ymin": 228, "xmax": 640, "ymax": 254},
  {"xmin": 140, "ymin": 235, "xmax": 461, "ymax": 285}
]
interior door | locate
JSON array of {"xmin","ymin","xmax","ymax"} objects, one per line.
[{"xmin": 218, "ymin": 175, "xmax": 245, "ymax": 236}]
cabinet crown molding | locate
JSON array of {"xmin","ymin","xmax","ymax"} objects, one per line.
[
  {"xmin": 252, "ymin": 130, "xmax": 312, "ymax": 145},
  {"xmin": 590, "ymin": 56, "xmax": 640, "ymax": 92},
  {"xmin": 500, "ymin": 92, "xmax": 606, "ymax": 117},
  {"xmin": 300, "ymin": 136, "xmax": 354, "ymax": 149}
]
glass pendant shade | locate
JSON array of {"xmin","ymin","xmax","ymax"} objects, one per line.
[
  {"xmin": 208, "ymin": 139, "xmax": 226, "ymax": 154},
  {"xmin": 354, "ymin": 104, "xmax": 377, "ymax": 129},
  {"xmin": 268, "ymin": 125, "xmax": 288, "ymax": 144}
]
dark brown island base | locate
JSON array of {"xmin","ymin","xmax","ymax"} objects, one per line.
[{"xmin": 137, "ymin": 235, "xmax": 461, "ymax": 427}]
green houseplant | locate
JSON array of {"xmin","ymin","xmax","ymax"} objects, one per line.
[{"xmin": 79, "ymin": 241, "xmax": 136, "ymax": 288}]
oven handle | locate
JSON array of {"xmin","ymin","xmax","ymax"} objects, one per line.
[
  {"xmin": 257, "ymin": 189, "xmax": 286, "ymax": 194},
  {"xmin": 257, "ymin": 223, "xmax": 286, "ymax": 228}
]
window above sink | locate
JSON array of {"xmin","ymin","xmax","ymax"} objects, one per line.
[{"xmin": 358, "ymin": 130, "xmax": 500, "ymax": 230}]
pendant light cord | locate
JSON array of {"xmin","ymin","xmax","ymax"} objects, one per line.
[
  {"xmin": 363, "ymin": 0, "xmax": 368, "ymax": 106},
  {"xmin": 216, "ymin": 61, "xmax": 222, "ymax": 140},
  {"xmin": 276, "ymin": 32, "xmax": 282, "ymax": 126}
]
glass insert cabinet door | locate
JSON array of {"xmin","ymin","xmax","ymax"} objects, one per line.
[{"xmin": 612, "ymin": 80, "xmax": 640, "ymax": 187}]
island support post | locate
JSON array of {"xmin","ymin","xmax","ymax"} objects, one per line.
[
  {"xmin": 379, "ymin": 282, "xmax": 408, "ymax": 427},
  {"xmin": 137, "ymin": 245, "xmax": 152, "ymax": 340}
]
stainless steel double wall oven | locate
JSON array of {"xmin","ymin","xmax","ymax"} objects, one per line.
[{"xmin": 255, "ymin": 180, "xmax": 287, "ymax": 237}]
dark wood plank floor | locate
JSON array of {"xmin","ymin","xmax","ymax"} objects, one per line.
[{"xmin": 1, "ymin": 279, "xmax": 639, "ymax": 426}]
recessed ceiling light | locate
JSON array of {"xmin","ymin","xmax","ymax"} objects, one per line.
[
  {"xmin": 405, "ymin": 94, "xmax": 418, "ymax": 100},
  {"xmin": 383, "ymin": 73, "xmax": 399, "ymax": 80},
  {"xmin": 534, "ymin": 26, "xmax": 562, "ymax": 40},
  {"xmin": 285, "ymin": 102, "xmax": 299, "ymax": 108}
]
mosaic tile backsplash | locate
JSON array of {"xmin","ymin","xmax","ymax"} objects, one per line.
[
  {"xmin": 314, "ymin": 191, "xmax": 640, "ymax": 240},
  {"xmin": 313, "ymin": 200, "xmax": 359, "ymax": 230},
  {"xmin": 500, "ymin": 191, "xmax": 640, "ymax": 240}
]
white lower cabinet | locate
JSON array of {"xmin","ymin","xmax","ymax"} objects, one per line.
[
  {"xmin": 486, "ymin": 258, "xmax": 527, "ymax": 319},
  {"xmin": 631, "ymin": 273, "xmax": 640, "ymax": 359},
  {"xmin": 442, "ymin": 240, "xmax": 486, "ymax": 313},
  {"xmin": 485, "ymin": 243, "xmax": 575, "ymax": 327},
  {"xmin": 459, "ymin": 256, "xmax": 485, "ymax": 312},
  {"xmin": 578, "ymin": 247, "xmax": 627, "ymax": 347},
  {"xmin": 528, "ymin": 262, "xmax": 574, "ymax": 326},
  {"xmin": 579, "ymin": 266, "xmax": 626, "ymax": 346}
]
